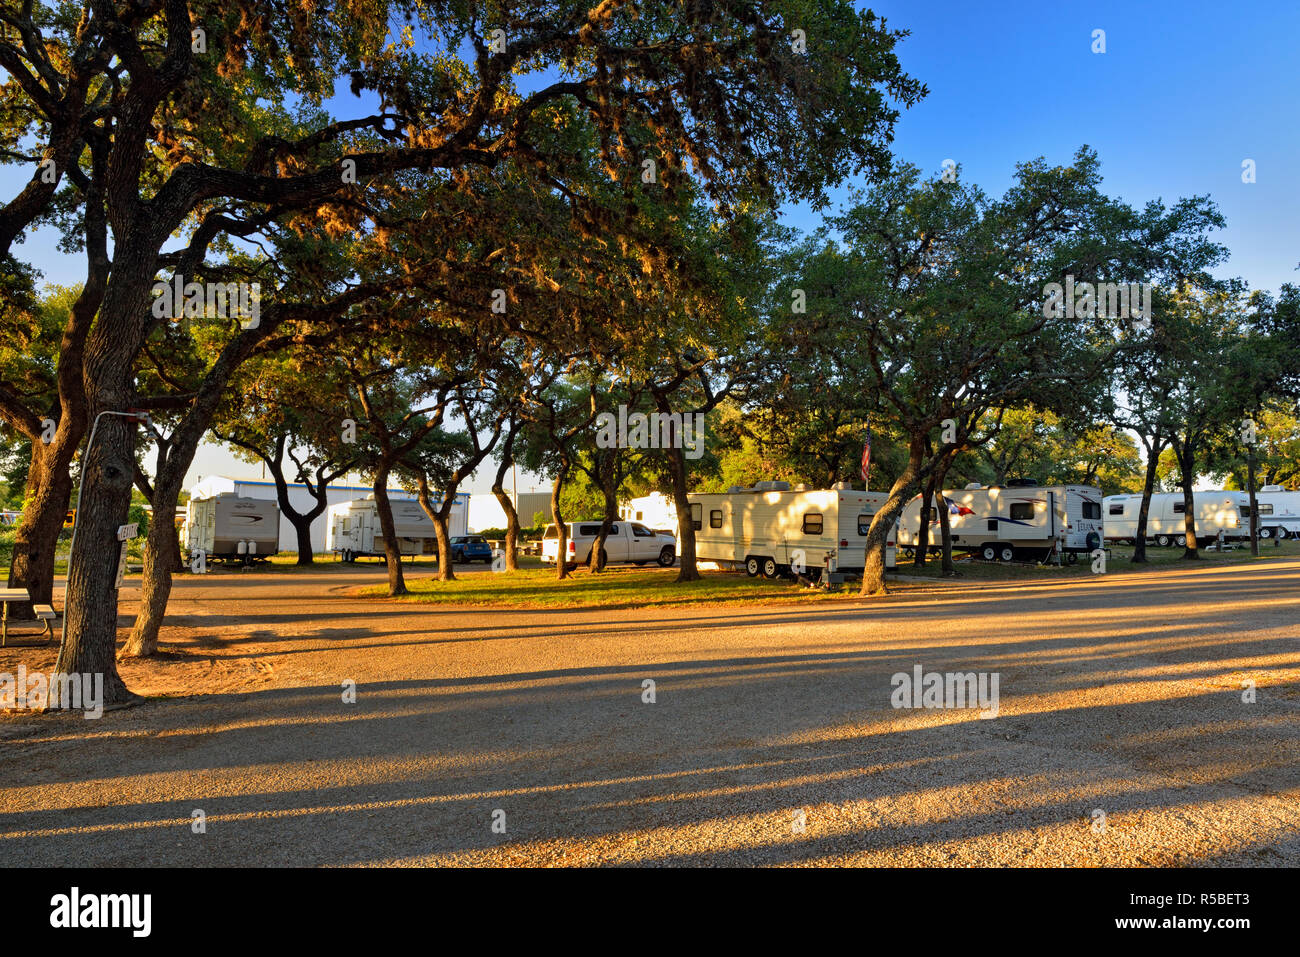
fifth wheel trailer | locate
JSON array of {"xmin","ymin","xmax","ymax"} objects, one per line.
[
  {"xmin": 687, "ymin": 482, "xmax": 897, "ymax": 578},
  {"xmin": 898, "ymin": 483, "xmax": 1104, "ymax": 561},
  {"xmin": 184, "ymin": 493, "xmax": 280, "ymax": 561},
  {"xmin": 1102, "ymin": 490, "xmax": 1249, "ymax": 546},
  {"xmin": 327, "ymin": 496, "xmax": 441, "ymax": 561},
  {"xmin": 1253, "ymin": 485, "xmax": 1300, "ymax": 539}
]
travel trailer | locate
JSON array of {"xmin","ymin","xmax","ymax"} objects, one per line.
[
  {"xmin": 1254, "ymin": 485, "xmax": 1300, "ymax": 539},
  {"xmin": 1102, "ymin": 490, "xmax": 1250, "ymax": 546},
  {"xmin": 898, "ymin": 483, "xmax": 1104, "ymax": 562},
  {"xmin": 327, "ymin": 496, "xmax": 439, "ymax": 561},
  {"xmin": 686, "ymin": 482, "xmax": 897, "ymax": 579},
  {"xmin": 184, "ymin": 493, "xmax": 280, "ymax": 561}
]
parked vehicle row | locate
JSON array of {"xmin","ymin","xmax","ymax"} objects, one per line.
[{"xmin": 898, "ymin": 483, "xmax": 1104, "ymax": 563}]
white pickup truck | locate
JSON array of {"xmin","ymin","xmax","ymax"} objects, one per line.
[{"xmin": 541, "ymin": 520, "xmax": 677, "ymax": 569}]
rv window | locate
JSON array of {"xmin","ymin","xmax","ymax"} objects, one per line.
[
  {"xmin": 857, "ymin": 514, "xmax": 873, "ymax": 536},
  {"xmin": 710, "ymin": 509, "xmax": 723, "ymax": 528},
  {"xmin": 1258, "ymin": 503, "xmax": 1274, "ymax": 515},
  {"xmin": 691, "ymin": 503, "xmax": 702, "ymax": 531},
  {"xmin": 1082, "ymin": 501, "xmax": 1101, "ymax": 520},
  {"xmin": 342, "ymin": 518, "xmax": 350, "ymax": 532},
  {"xmin": 802, "ymin": 513, "xmax": 823, "ymax": 535},
  {"xmin": 1009, "ymin": 502, "xmax": 1035, "ymax": 521},
  {"xmin": 1108, "ymin": 503, "xmax": 1125, "ymax": 516},
  {"xmin": 1173, "ymin": 501, "xmax": 1186, "ymax": 514},
  {"xmin": 988, "ymin": 520, "xmax": 998, "ymax": 532},
  {"xmin": 631, "ymin": 523, "xmax": 654, "ymax": 537}
]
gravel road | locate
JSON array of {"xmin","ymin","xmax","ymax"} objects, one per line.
[{"xmin": 2, "ymin": 559, "xmax": 1297, "ymax": 866}]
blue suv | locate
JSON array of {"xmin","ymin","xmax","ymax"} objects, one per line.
[{"xmin": 450, "ymin": 535, "xmax": 494, "ymax": 564}]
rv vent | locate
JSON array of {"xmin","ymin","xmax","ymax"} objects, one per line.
[
  {"xmin": 793, "ymin": 483, "xmax": 810, "ymax": 491},
  {"xmin": 964, "ymin": 483, "xmax": 982, "ymax": 490},
  {"xmin": 1006, "ymin": 478, "xmax": 1038, "ymax": 487},
  {"xmin": 726, "ymin": 486, "xmax": 743, "ymax": 494},
  {"xmin": 1261, "ymin": 484, "xmax": 1285, "ymax": 492},
  {"xmin": 832, "ymin": 481, "xmax": 854, "ymax": 490},
  {"xmin": 755, "ymin": 481, "xmax": 791, "ymax": 491}
]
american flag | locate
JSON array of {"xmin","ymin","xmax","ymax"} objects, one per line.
[{"xmin": 860, "ymin": 427, "xmax": 871, "ymax": 487}]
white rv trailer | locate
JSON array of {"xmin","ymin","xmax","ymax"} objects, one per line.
[
  {"xmin": 1102, "ymin": 490, "xmax": 1249, "ymax": 546},
  {"xmin": 686, "ymin": 482, "xmax": 897, "ymax": 579},
  {"xmin": 898, "ymin": 483, "xmax": 1104, "ymax": 562},
  {"xmin": 326, "ymin": 495, "xmax": 438, "ymax": 561},
  {"xmin": 184, "ymin": 493, "xmax": 280, "ymax": 561},
  {"xmin": 1253, "ymin": 485, "xmax": 1300, "ymax": 539}
]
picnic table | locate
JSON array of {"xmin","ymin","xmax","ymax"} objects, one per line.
[{"xmin": 0, "ymin": 588, "xmax": 58, "ymax": 646}]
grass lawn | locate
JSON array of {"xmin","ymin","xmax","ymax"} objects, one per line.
[{"xmin": 361, "ymin": 564, "xmax": 886, "ymax": 609}]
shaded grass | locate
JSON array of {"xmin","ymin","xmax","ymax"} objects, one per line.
[{"xmin": 360, "ymin": 565, "xmax": 882, "ymax": 609}]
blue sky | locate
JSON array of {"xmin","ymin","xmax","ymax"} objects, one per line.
[
  {"xmin": 6, "ymin": 0, "xmax": 1297, "ymax": 492},
  {"xmin": 783, "ymin": 0, "xmax": 1300, "ymax": 295}
]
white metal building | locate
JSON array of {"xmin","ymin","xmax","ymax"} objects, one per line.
[
  {"xmin": 468, "ymin": 491, "xmax": 553, "ymax": 533},
  {"xmin": 187, "ymin": 476, "xmax": 468, "ymax": 553}
]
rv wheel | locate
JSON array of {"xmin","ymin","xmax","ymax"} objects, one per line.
[
  {"xmin": 1156, "ymin": 535, "xmax": 1171, "ymax": 548},
  {"xmin": 657, "ymin": 546, "xmax": 676, "ymax": 568},
  {"xmin": 1259, "ymin": 527, "xmax": 1273, "ymax": 539},
  {"xmin": 745, "ymin": 556, "xmax": 761, "ymax": 577},
  {"xmin": 999, "ymin": 545, "xmax": 1015, "ymax": 562},
  {"xmin": 980, "ymin": 544, "xmax": 997, "ymax": 562},
  {"xmin": 761, "ymin": 557, "xmax": 779, "ymax": 578},
  {"xmin": 1175, "ymin": 534, "xmax": 1187, "ymax": 547}
]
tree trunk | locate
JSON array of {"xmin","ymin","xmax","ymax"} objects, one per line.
[
  {"xmin": 56, "ymin": 408, "xmax": 138, "ymax": 708},
  {"xmin": 913, "ymin": 472, "xmax": 936, "ymax": 568},
  {"xmin": 415, "ymin": 475, "xmax": 455, "ymax": 582},
  {"xmin": 6, "ymin": 439, "xmax": 75, "ymax": 619},
  {"xmin": 588, "ymin": 456, "xmax": 618, "ymax": 573},
  {"xmin": 121, "ymin": 468, "xmax": 185, "ymax": 658},
  {"xmin": 290, "ymin": 515, "xmax": 315, "ymax": 564},
  {"xmin": 490, "ymin": 424, "xmax": 521, "ymax": 571},
  {"xmin": 491, "ymin": 481, "xmax": 520, "ymax": 571},
  {"xmin": 1246, "ymin": 439, "xmax": 1259, "ymax": 557},
  {"xmin": 1175, "ymin": 440, "xmax": 1199, "ymax": 559},
  {"xmin": 663, "ymin": 443, "xmax": 697, "ymax": 582},
  {"xmin": 860, "ymin": 436, "xmax": 925, "ymax": 596},
  {"xmin": 552, "ymin": 468, "xmax": 569, "ymax": 581},
  {"xmin": 1131, "ymin": 436, "xmax": 1163, "ymax": 563},
  {"xmin": 373, "ymin": 469, "xmax": 407, "ymax": 595}
]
